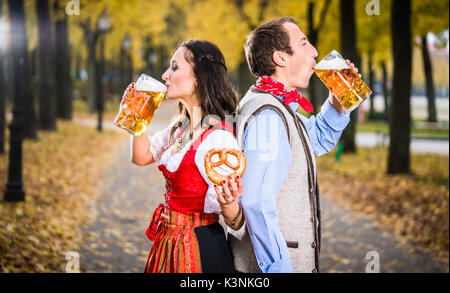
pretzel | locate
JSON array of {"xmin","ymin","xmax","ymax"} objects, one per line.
[{"xmin": 204, "ymin": 148, "xmax": 246, "ymax": 185}]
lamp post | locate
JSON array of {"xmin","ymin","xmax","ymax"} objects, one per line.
[
  {"xmin": 4, "ymin": 0, "xmax": 26, "ymax": 202},
  {"xmin": 0, "ymin": 18, "xmax": 6, "ymax": 51},
  {"xmin": 95, "ymin": 14, "xmax": 110, "ymax": 132},
  {"xmin": 148, "ymin": 49, "xmax": 156, "ymax": 76},
  {"xmin": 120, "ymin": 34, "xmax": 132, "ymax": 94},
  {"xmin": 0, "ymin": 15, "xmax": 6, "ymax": 155},
  {"xmin": 122, "ymin": 34, "xmax": 131, "ymax": 51},
  {"xmin": 97, "ymin": 14, "xmax": 110, "ymax": 34}
]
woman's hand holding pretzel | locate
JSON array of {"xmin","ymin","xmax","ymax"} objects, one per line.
[
  {"xmin": 214, "ymin": 175, "xmax": 243, "ymax": 206},
  {"xmin": 205, "ymin": 148, "xmax": 246, "ymax": 229},
  {"xmin": 214, "ymin": 175, "xmax": 244, "ymax": 230},
  {"xmin": 204, "ymin": 148, "xmax": 246, "ymax": 206}
]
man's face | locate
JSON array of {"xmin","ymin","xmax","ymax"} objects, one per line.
[{"xmin": 282, "ymin": 22, "xmax": 318, "ymax": 89}]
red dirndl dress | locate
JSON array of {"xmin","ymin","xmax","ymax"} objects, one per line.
[{"xmin": 144, "ymin": 122, "xmax": 236, "ymax": 273}]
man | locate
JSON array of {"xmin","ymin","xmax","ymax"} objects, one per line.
[{"xmin": 227, "ymin": 17, "xmax": 360, "ymax": 273}]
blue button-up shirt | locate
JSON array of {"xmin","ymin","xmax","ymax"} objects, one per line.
[{"xmin": 240, "ymin": 96, "xmax": 350, "ymax": 273}]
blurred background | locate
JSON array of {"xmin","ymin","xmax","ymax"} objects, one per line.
[{"xmin": 0, "ymin": 0, "xmax": 448, "ymax": 273}]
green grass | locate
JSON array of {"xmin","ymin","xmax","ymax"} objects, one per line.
[
  {"xmin": 357, "ymin": 120, "xmax": 449, "ymax": 138},
  {"xmin": 73, "ymin": 98, "xmax": 120, "ymax": 120}
]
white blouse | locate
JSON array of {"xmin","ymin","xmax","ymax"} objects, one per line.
[{"xmin": 149, "ymin": 123, "xmax": 240, "ymax": 214}]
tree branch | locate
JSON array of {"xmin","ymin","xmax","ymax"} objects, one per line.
[
  {"xmin": 257, "ymin": 0, "xmax": 269, "ymax": 23},
  {"xmin": 79, "ymin": 19, "xmax": 90, "ymax": 36},
  {"xmin": 230, "ymin": 0, "xmax": 255, "ymax": 30},
  {"xmin": 316, "ymin": 0, "xmax": 332, "ymax": 33}
]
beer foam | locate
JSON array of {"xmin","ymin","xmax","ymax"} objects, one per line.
[
  {"xmin": 135, "ymin": 74, "xmax": 167, "ymax": 92},
  {"xmin": 315, "ymin": 50, "xmax": 350, "ymax": 70}
]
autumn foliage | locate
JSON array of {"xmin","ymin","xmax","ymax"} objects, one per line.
[
  {"xmin": 0, "ymin": 122, "xmax": 122, "ymax": 272},
  {"xmin": 318, "ymin": 147, "xmax": 449, "ymax": 264}
]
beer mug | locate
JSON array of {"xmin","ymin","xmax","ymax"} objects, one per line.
[
  {"xmin": 315, "ymin": 50, "xmax": 372, "ymax": 112},
  {"xmin": 114, "ymin": 74, "xmax": 166, "ymax": 136}
]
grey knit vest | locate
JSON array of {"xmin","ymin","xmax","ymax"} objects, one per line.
[{"xmin": 227, "ymin": 86, "xmax": 321, "ymax": 273}]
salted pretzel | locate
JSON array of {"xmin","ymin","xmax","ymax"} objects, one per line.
[{"xmin": 204, "ymin": 148, "xmax": 246, "ymax": 185}]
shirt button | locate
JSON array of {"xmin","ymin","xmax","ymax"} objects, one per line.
[
  {"xmin": 311, "ymin": 242, "xmax": 316, "ymax": 248},
  {"xmin": 259, "ymin": 263, "xmax": 264, "ymax": 267}
]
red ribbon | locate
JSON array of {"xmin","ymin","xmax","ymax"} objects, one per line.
[
  {"xmin": 145, "ymin": 203, "xmax": 165, "ymax": 241},
  {"xmin": 255, "ymin": 76, "xmax": 314, "ymax": 113}
]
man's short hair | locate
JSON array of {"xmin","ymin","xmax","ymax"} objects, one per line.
[{"xmin": 244, "ymin": 17, "xmax": 298, "ymax": 77}]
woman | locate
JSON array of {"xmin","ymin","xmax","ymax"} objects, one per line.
[{"xmin": 130, "ymin": 40, "xmax": 244, "ymax": 273}]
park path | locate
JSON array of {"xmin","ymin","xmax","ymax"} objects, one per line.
[
  {"xmin": 356, "ymin": 132, "xmax": 448, "ymax": 155},
  {"xmin": 78, "ymin": 101, "xmax": 178, "ymax": 273},
  {"xmin": 77, "ymin": 101, "xmax": 448, "ymax": 273}
]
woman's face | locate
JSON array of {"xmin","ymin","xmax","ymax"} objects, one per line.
[{"xmin": 162, "ymin": 47, "xmax": 197, "ymax": 102}]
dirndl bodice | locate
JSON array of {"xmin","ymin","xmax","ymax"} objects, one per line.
[{"xmin": 144, "ymin": 122, "xmax": 236, "ymax": 273}]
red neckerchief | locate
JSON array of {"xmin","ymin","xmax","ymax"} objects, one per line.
[{"xmin": 255, "ymin": 76, "xmax": 314, "ymax": 113}]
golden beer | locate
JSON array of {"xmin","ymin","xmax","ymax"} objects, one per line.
[
  {"xmin": 315, "ymin": 50, "xmax": 372, "ymax": 112},
  {"xmin": 114, "ymin": 74, "xmax": 166, "ymax": 136}
]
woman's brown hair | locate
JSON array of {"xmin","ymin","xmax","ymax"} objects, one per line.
[{"xmin": 169, "ymin": 40, "xmax": 238, "ymax": 142}]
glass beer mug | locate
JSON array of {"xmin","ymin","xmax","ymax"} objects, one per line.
[
  {"xmin": 315, "ymin": 50, "xmax": 372, "ymax": 112},
  {"xmin": 114, "ymin": 74, "xmax": 166, "ymax": 136}
]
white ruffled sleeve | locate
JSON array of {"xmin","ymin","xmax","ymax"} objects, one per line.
[
  {"xmin": 195, "ymin": 130, "xmax": 241, "ymax": 214},
  {"xmin": 149, "ymin": 122, "xmax": 177, "ymax": 163}
]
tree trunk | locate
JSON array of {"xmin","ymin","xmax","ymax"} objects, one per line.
[
  {"xmin": 232, "ymin": 0, "xmax": 266, "ymax": 98},
  {"xmin": 54, "ymin": 3, "xmax": 73, "ymax": 120},
  {"xmin": 368, "ymin": 50, "xmax": 375, "ymax": 119},
  {"xmin": 381, "ymin": 61, "xmax": 389, "ymax": 120},
  {"xmin": 339, "ymin": 0, "xmax": 360, "ymax": 153},
  {"xmin": 81, "ymin": 19, "xmax": 99, "ymax": 114},
  {"xmin": 237, "ymin": 60, "xmax": 256, "ymax": 98},
  {"xmin": 97, "ymin": 36, "xmax": 105, "ymax": 132},
  {"xmin": 0, "ymin": 57, "xmax": 4, "ymax": 154},
  {"xmin": 30, "ymin": 48, "xmax": 38, "ymax": 77},
  {"xmin": 421, "ymin": 35, "xmax": 437, "ymax": 123},
  {"xmin": 37, "ymin": 0, "xmax": 56, "ymax": 130},
  {"xmin": 87, "ymin": 39, "xmax": 97, "ymax": 114},
  {"xmin": 307, "ymin": 0, "xmax": 333, "ymax": 114},
  {"xmin": 388, "ymin": 0, "xmax": 412, "ymax": 174},
  {"xmin": 0, "ymin": 3, "xmax": 5, "ymax": 154},
  {"xmin": 308, "ymin": 2, "xmax": 324, "ymax": 115},
  {"xmin": 75, "ymin": 52, "xmax": 81, "ymax": 80}
]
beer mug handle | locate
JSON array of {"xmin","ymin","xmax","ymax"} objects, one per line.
[{"xmin": 122, "ymin": 82, "xmax": 136, "ymax": 105}]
